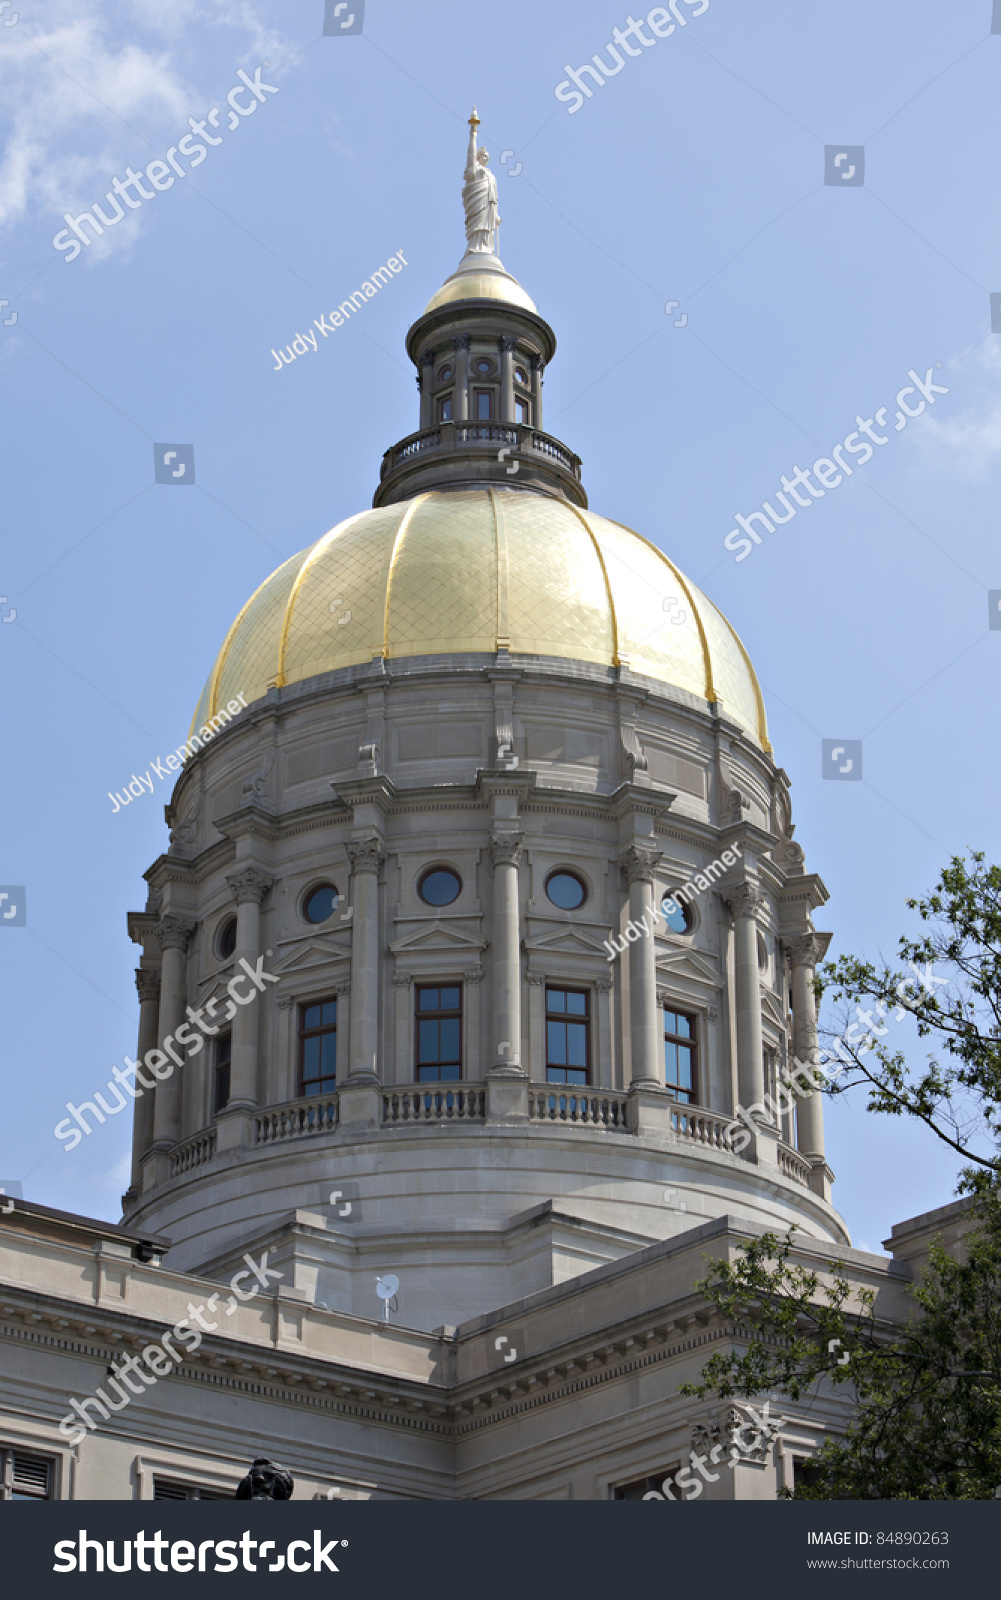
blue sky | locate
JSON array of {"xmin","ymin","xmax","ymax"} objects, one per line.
[{"xmin": 1, "ymin": 0, "xmax": 999, "ymax": 1251}]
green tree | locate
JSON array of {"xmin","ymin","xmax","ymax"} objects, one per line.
[{"xmin": 684, "ymin": 852, "xmax": 1001, "ymax": 1498}]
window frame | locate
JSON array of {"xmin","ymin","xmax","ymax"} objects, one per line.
[
  {"xmin": 437, "ymin": 392, "xmax": 453, "ymax": 423},
  {"xmin": 0, "ymin": 1445, "xmax": 54, "ymax": 1500},
  {"xmin": 298, "ymin": 997, "xmax": 338, "ymax": 1096},
  {"xmin": 214, "ymin": 1031, "xmax": 232, "ymax": 1113},
  {"xmin": 515, "ymin": 395, "xmax": 530, "ymax": 425},
  {"xmin": 153, "ymin": 1477, "xmax": 230, "ymax": 1501},
  {"xmin": 473, "ymin": 387, "xmax": 494, "ymax": 421},
  {"xmin": 545, "ymin": 986, "xmax": 591, "ymax": 1085},
  {"xmin": 414, "ymin": 984, "xmax": 463, "ymax": 1082},
  {"xmin": 663, "ymin": 1005, "xmax": 698, "ymax": 1104}
]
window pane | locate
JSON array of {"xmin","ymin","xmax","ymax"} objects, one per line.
[
  {"xmin": 677, "ymin": 1045, "xmax": 693, "ymax": 1089},
  {"xmin": 665, "ymin": 1040, "xmax": 677, "ymax": 1081},
  {"xmin": 476, "ymin": 390, "xmax": 491, "ymax": 419},
  {"xmin": 304, "ymin": 1005, "xmax": 320, "ymax": 1030},
  {"xmin": 419, "ymin": 870, "xmax": 461, "ymax": 906},
  {"xmin": 418, "ymin": 1019, "xmax": 440, "ymax": 1064},
  {"xmin": 547, "ymin": 1020, "xmax": 566, "ymax": 1065},
  {"xmin": 322, "ymin": 1001, "xmax": 337, "ymax": 1025},
  {"xmin": 516, "ymin": 397, "xmax": 529, "ymax": 424},
  {"xmin": 439, "ymin": 395, "xmax": 452, "ymax": 421},
  {"xmin": 567, "ymin": 1069, "xmax": 586, "ymax": 1086},
  {"xmin": 440, "ymin": 987, "xmax": 460, "ymax": 1011},
  {"xmin": 566, "ymin": 991, "xmax": 586, "ymax": 1015},
  {"xmin": 303, "ymin": 1037, "xmax": 320, "ymax": 1075},
  {"xmin": 320, "ymin": 1033, "xmax": 337, "ymax": 1074},
  {"xmin": 439, "ymin": 1019, "xmax": 460, "ymax": 1061},
  {"xmin": 440, "ymin": 1063, "xmax": 461, "ymax": 1082},
  {"xmin": 547, "ymin": 989, "xmax": 565, "ymax": 1013},
  {"xmin": 418, "ymin": 988, "xmax": 438, "ymax": 1011},
  {"xmin": 676, "ymin": 1014, "xmax": 692, "ymax": 1039},
  {"xmin": 546, "ymin": 872, "xmax": 585, "ymax": 910},
  {"xmin": 567, "ymin": 1023, "xmax": 587, "ymax": 1067},
  {"xmin": 417, "ymin": 1065, "xmax": 438, "ymax": 1082}
]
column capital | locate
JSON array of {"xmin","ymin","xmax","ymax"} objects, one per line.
[
  {"xmin": 135, "ymin": 968, "xmax": 160, "ymax": 1004},
  {"xmin": 619, "ymin": 843, "xmax": 662, "ymax": 885},
  {"xmin": 157, "ymin": 915, "xmax": 195, "ymax": 953},
  {"xmin": 225, "ymin": 865, "xmax": 273, "ymax": 906},
  {"xmin": 452, "ymin": 333, "xmax": 472, "ymax": 351},
  {"xmin": 393, "ymin": 971, "xmax": 413, "ymax": 989},
  {"xmin": 783, "ymin": 932, "xmax": 822, "ymax": 969},
  {"xmin": 498, "ymin": 335, "xmax": 517, "ymax": 353},
  {"xmin": 489, "ymin": 831, "xmax": 524, "ymax": 868},
  {"xmin": 463, "ymin": 967, "xmax": 484, "ymax": 984},
  {"xmin": 346, "ymin": 837, "xmax": 385, "ymax": 874},
  {"xmin": 723, "ymin": 882, "xmax": 766, "ymax": 921}
]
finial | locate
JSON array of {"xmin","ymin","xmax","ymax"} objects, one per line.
[{"xmin": 468, "ymin": 105, "xmax": 480, "ymax": 130}]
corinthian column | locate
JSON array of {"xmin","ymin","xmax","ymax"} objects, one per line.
[
  {"xmin": 499, "ymin": 336, "xmax": 515, "ymax": 422},
  {"xmin": 490, "ymin": 832, "xmax": 524, "ymax": 1075},
  {"xmin": 346, "ymin": 839, "xmax": 384, "ymax": 1083},
  {"xmin": 224, "ymin": 866, "xmax": 273, "ymax": 1109},
  {"xmin": 130, "ymin": 969, "xmax": 160, "ymax": 1189},
  {"xmin": 784, "ymin": 933, "xmax": 826, "ymax": 1160},
  {"xmin": 152, "ymin": 916, "xmax": 195, "ymax": 1146},
  {"xmin": 621, "ymin": 845, "xmax": 663, "ymax": 1086},
  {"xmin": 453, "ymin": 334, "xmax": 471, "ymax": 422},
  {"xmin": 724, "ymin": 883, "xmax": 766, "ymax": 1115}
]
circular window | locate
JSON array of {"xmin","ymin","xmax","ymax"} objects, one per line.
[
  {"xmin": 545, "ymin": 871, "xmax": 586, "ymax": 911},
  {"xmin": 661, "ymin": 892, "xmax": 692, "ymax": 934},
  {"xmin": 304, "ymin": 883, "xmax": 339, "ymax": 924},
  {"xmin": 217, "ymin": 916, "xmax": 237, "ymax": 960},
  {"xmin": 437, "ymin": 364, "xmax": 453, "ymax": 383},
  {"xmin": 419, "ymin": 868, "xmax": 461, "ymax": 907},
  {"xmin": 474, "ymin": 357, "xmax": 493, "ymax": 375},
  {"xmin": 515, "ymin": 365, "xmax": 529, "ymax": 386}
]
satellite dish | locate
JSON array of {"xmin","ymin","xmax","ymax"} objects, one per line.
[{"xmin": 375, "ymin": 1274, "xmax": 400, "ymax": 1321}]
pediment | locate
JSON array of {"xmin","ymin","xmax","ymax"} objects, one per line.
[
  {"xmin": 389, "ymin": 923, "xmax": 488, "ymax": 956},
  {"xmin": 760, "ymin": 986, "xmax": 788, "ymax": 1030},
  {"xmin": 269, "ymin": 938, "xmax": 352, "ymax": 977},
  {"xmin": 654, "ymin": 946, "xmax": 721, "ymax": 989},
  {"xmin": 523, "ymin": 926, "xmax": 614, "ymax": 959}
]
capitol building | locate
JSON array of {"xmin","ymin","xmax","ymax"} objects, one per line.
[{"xmin": 0, "ymin": 121, "xmax": 953, "ymax": 1503}]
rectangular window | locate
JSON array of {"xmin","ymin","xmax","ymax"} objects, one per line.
[
  {"xmin": 474, "ymin": 388, "xmax": 493, "ymax": 420},
  {"xmin": 299, "ymin": 999, "xmax": 337, "ymax": 1095},
  {"xmin": 214, "ymin": 1032, "xmax": 231, "ymax": 1112},
  {"xmin": 664, "ymin": 1008, "xmax": 696, "ymax": 1103},
  {"xmin": 515, "ymin": 396, "xmax": 530, "ymax": 424},
  {"xmin": 438, "ymin": 393, "xmax": 452, "ymax": 422},
  {"xmin": 153, "ymin": 1478, "xmax": 230, "ymax": 1500},
  {"xmin": 546, "ymin": 987, "xmax": 589, "ymax": 1084},
  {"xmin": 0, "ymin": 1447, "xmax": 53, "ymax": 1500},
  {"xmin": 415, "ymin": 985, "xmax": 462, "ymax": 1081},
  {"xmin": 613, "ymin": 1465, "xmax": 682, "ymax": 1500}
]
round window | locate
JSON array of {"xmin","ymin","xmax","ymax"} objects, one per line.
[
  {"xmin": 218, "ymin": 916, "xmax": 237, "ymax": 960},
  {"xmin": 546, "ymin": 871, "xmax": 586, "ymax": 911},
  {"xmin": 419, "ymin": 868, "xmax": 461, "ymax": 907},
  {"xmin": 304, "ymin": 884, "xmax": 339, "ymax": 924},
  {"xmin": 661, "ymin": 892, "xmax": 692, "ymax": 934},
  {"xmin": 514, "ymin": 365, "xmax": 528, "ymax": 386},
  {"xmin": 475, "ymin": 358, "xmax": 493, "ymax": 375},
  {"xmin": 438, "ymin": 364, "xmax": 453, "ymax": 383}
]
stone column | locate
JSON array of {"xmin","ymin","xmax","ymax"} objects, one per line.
[
  {"xmin": 784, "ymin": 933, "xmax": 826, "ymax": 1160},
  {"xmin": 489, "ymin": 833, "xmax": 524, "ymax": 1075},
  {"xmin": 529, "ymin": 355, "xmax": 544, "ymax": 430},
  {"xmin": 724, "ymin": 884, "xmax": 766, "ymax": 1117},
  {"xmin": 346, "ymin": 839, "xmax": 384, "ymax": 1083},
  {"xmin": 453, "ymin": 334, "xmax": 471, "ymax": 422},
  {"xmin": 224, "ymin": 866, "xmax": 272, "ymax": 1109},
  {"xmin": 419, "ymin": 351, "xmax": 435, "ymax": 430},
  {"xmin": 152, "ymin": 916, "xmax": 195, "ymax": 1147},
  {"xmin": 130, "ymin": 969, "xmax": 160, "ymax": 1189},
  {"xmin": 499, "ymin": 336, "xmax": 515, "ymax": 422},
  {"xmin": 622, "ymin": 846, "xmax": 662, "ymax": 1086}
]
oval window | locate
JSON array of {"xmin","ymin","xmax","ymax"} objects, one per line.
[
  {"xmin": 661, "ymin": 892, "xmax": 692, "ymax": 934},
  {"xmin": 304, "ymin": 884, "xmax": 339, "ymax": 924},
  {"xmin": 514, "ymin": 365, "xmax": 528, "ymax": 386},
  {"xmin": 546, "ymin": 871, "xmax": 586, "ymax": 911},
  {"xmin": 438, "ymin": 364, "xmax": 453, "ymax": 383},
  {"xmin": 419, "ymin": 868, "xmax": 462, "ymax": 907},
  {"xmin": 475, "ymin": 358, "xmax": 493, "ymax": 375},
  {"xmin": 218, "ymin": 917, "xmax": 237, "ymax": 960}
]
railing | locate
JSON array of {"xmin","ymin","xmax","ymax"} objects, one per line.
[
  {"xmin": 455, "ymin": 422, "xmax": 518, "ymax": 447},
  {"xmin": 777, "ymin": 1143, "xmax": 812, "ymax": 1188},
  {"xmin": 254, "ymin": 1097, "xmax": 339, "ymax": 1146},
  {"xmin": 670, "ymin": 1107, "xmax": 735, "ymax": 1151},
  {"xmin": 381, "ymin": 422, "xmax": 583, "ymax": 482},
  {"xmin": 531, "ymin": 430, "xmax": 579, "ymax": 474},
  {"xmin": 528, "ymin": 1087, "xmax": 630, "ymax": 1129},
  {"xmin": 383, "ymin": 1088, "xmax": 486, "ymax": 1123},
  {"xmin": 170, "ymin": 1130, "xmax": 216, "ymax": 1176},
  {"xmin": 395, "ymin": 428, "xmax": 441, "ymax": 462}
]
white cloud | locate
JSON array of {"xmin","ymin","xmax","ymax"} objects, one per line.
[{"xmin": 917, "ymin": 339, "xmax": 1001, "ymax": 484}]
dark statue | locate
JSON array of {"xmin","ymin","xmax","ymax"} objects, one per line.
[{"xmin": 234, "ymin": 1457, "xmax": 295, "ymax": 1500}]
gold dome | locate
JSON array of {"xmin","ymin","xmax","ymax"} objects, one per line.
[
  {"xmin": 423, "ymin": 268, "xmax": 537, "ymax": 316},
  {"xmin": 191, "ymin": 490, "xmax": 770, "ymax": 751}
]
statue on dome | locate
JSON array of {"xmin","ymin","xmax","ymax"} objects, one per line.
[{"xmin": 462, "ymin": 107, "xmax": 500, "ymax": 255}]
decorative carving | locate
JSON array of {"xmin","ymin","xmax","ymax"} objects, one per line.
[
  {"xmin": 135, "ymin": 969, "xmax": 160, "ymax": 1004},
  {"xmin": 276, "ymin": 995, "xmax": 295, "ymax": 1010},
  {"xmin": 773, "ymin": 833, "xmax": 806, "ymax": 877},
  {"xmin": 783, "ymin": 933, "xmax": 822, "ymax": 970},
  {"xmin": 462, "ymin": 108, "xmax": 501, "ymax": 255},
  {"xmin": 169, "ymin": 799, "xmax": 199, "ymax": 847},
  {"xmin": 723, "ymin": 883, "xmax": 766, "ymax": 921},
  {"xmin": 393, "ymin": 971, "xmax": 413, "ymax": 989},
  {"xmin": 452, "ymin": 334, "xmax": 472, "ymax": 352},
  {"xmin": 346, "ymin": 838, "xmax": 385, "ymax": 874},
  {"xmin": 620, "ymin": 844, "xmax": 662, "ymax": 885},
  {"xmin": 234, "ymin": 1457, "xmax": 294, "ymax": 1500},
  {"xmin": 526, "ymin": 971, "xmax": 546, "ymax": 987},
  {"xmin": 498, "ymin": 335, "xmax": 517, "ymax": 354},
  {"xmin": 226, "ymin": 866, "xmax": 273, "ymax": 906},
  {"xmin": 157, "ymin": 915, "xmax": 195, "ymax": 953},
  {"xmin": 357, "ymin": 742, "xmax": 379, "ymax": 774},
  {"xmin": 489, "ymin": 832, "xmax": 524, "ymax": 868},
  {"xmin": 463, "ymin": 967, "xmax": 484, "ymax": 984},
  {"xmin": 242, "ymin": 749, "xmax": 275, "ymax": 800},
  {"xmin": 595, "ymin": 976, "xmax": 613, "ymax": 993},
  {"xmin": 719, "ymin": 763, "xmax": 751, "ymax": 825},
  {"xmin": 621, "ymin": 728, "xmax": 648, "ymax": 777}
]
